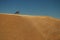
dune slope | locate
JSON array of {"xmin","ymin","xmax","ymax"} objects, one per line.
[{"xmin": 0, "ymin": 14, "xmax": 60, "ymax": 40}]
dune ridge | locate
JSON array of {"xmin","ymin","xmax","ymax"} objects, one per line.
[{"xmin": 0, "ymin": 14, "xmax": 60, "ymax": 40}]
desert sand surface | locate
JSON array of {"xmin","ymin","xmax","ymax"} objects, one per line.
[{"xmin": 0, "ymin": 14, "xmax": 60, "ymax": 40}]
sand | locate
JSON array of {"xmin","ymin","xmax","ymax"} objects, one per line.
[{"xmin": 0, "ymin": 14, "xmax": 60, "ymax": 40}]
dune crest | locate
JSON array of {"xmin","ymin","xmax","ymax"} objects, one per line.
[{"xmin": 0, "ymin": 14, "xmax": 60, "ymax": 40}]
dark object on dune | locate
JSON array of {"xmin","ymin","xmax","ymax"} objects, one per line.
[{"xmin": 15, "ymin": 11, "xmax": 20, "ymax": 14}]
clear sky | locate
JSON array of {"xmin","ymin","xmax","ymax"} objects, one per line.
[{"xmin": 0, "ymin": 0, "xmax": 60, "ymax": 18}]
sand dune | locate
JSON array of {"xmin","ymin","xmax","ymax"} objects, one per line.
[{"xmin": 0, "ymin": 14, "xmax": 60, "ymax": 40}]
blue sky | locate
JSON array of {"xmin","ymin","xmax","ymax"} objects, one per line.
[{"xmin": 0, "ymin": 0, "xmax": 60, "ymax": 18}]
